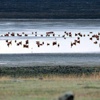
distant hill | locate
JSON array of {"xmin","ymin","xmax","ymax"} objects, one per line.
[{"xmin": 0, "ymin": 0, "xmax": 100, "ymax": 19}]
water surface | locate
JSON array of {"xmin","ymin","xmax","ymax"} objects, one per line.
[{"xmin": 0, "ymin": 53, "xmax": 100, "ymax": 67}]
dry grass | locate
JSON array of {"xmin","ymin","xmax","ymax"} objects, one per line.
[
  {"xmin": 0, "ymin": 73, "xmax": 100, "ymax": 100},
  {"xmin": 0, "ymin": 72, "xmax": 100, "ymax": 81},
  {"xmin": 27, "ymin": 72, "xmax": 100, "ymax": 80}
]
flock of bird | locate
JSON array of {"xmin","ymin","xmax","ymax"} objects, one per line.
[{"xmin": 0, "ymin": 31, "xmax": 100, "ymax": 49}]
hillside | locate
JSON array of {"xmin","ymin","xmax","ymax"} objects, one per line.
[{"xmin": 0, "ymin": 0, "xmax": 100, "ymax": 18}]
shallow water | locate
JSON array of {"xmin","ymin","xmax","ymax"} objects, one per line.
[
  {"xmin": 0, "ymin": 53, "xmax": 100, "ymax": 67},
  {"xmin": 0, "ymin": 19, "xmax": 100, "ymax": 34},
  {"xmin": 0, "ymin": 19, "xmax": 100, "ymax": 53}
]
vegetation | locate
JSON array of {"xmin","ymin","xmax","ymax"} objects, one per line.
[
  {"xmin": 0, "ymin": 66, "xmax": 100, "ymax": 77},
  {"xmin": 0, "ymin": 74, "xmax": 100, "ymax": 100},
  {"xmin": 0, "ymin": 66, "xmax": 100, "ymax": 100}
]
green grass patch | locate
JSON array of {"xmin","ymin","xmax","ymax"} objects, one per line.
[{"xmin": 0, "ymin": 76, "xmax": 100, "ymax": 100}]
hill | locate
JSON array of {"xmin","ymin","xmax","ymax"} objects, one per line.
[{"xmin": 0, "ymin": 0, "xmax": 100, "ymax": 18}]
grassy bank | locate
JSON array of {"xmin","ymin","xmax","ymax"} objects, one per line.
[
  {"xmin": 0, "ymin": 66, "xmax": 100, "ymax": 100},
  {"xmin": 0, "ymin": 75, "xmax": 100, "ymax": 100}
]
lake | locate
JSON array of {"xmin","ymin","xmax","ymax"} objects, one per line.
[
  {"xmin": 0, "ymin": 53, "xmax": 100, "ymax": 67},
  {"xmin": 0, "ymin": 19, "xmax": 100, "ymax": 53},
  {"xmin": 0, "ymin": 19, "xmax": 100, "ymax": 67}
]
